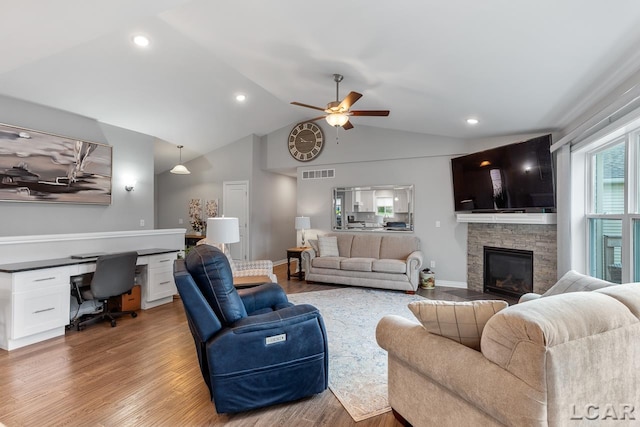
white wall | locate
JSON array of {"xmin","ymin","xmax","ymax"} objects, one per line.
[{"xmin": 0, "ymin": 95, "xmax": 155, "ymax": 236}]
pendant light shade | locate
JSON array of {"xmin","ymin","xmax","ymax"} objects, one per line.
[{"xmin": 170, "ymin": 145, "xmax": 191, "ymax": 175}]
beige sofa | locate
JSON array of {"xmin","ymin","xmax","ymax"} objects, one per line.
[
  {"xmin": 301, "ymin": 233, "xmax": 423, "ymax": 292},
  {"xmin": 377, "ymin": 274, "xmax": 640, "ymax": 426}
]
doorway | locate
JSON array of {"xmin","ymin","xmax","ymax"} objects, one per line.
[{"xmin": 223, "ymin": 180, "xmax": 249, "ymax": 261}]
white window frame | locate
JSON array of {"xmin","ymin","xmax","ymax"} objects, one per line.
[{"xmin": 576, "ymin": 126, "xmax": 640, "ymax": 283}]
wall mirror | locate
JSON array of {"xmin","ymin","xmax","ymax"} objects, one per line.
[{"xmin": 332, "ymin": 184, "xmax": 414, "ymax": 232}]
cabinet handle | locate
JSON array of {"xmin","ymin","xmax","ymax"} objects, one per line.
[
  {"xmin": 34, "ymin": 307, "xmax": 55, "ymax": 314},
  {"xmin": 34, "ymin": 277, "xmax": 56, "ymax": 282},
  {"xmin": 159, "ymin": 259, "xmax": 171, "ymax": 263},
  {"xmin": 159, "ymin": 281, "xmax": 171, "ymax": 285}
]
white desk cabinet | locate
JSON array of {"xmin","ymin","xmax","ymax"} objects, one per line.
[
  {"xmin": 141, "ymin": 252, "xmax": 178, "ymax": 309},
  {"xmin": 0, "ymin": 248, "xmax": 179, "ymax": 351},
  {"xmin": 0, "ymin": 266, "xmax": 71, "ymax": 351}
]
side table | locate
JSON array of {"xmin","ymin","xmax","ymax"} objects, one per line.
[{"xmin": 287, "ymin": 247, "xmax": 307, "ymax": 280}]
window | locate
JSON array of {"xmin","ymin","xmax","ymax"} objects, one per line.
[
  {"xmin": 376, "ymin": 197, "xmax": 393, "ymax": 216},
  {"xmin": 583, "ymin": 127, "xmax": 640, "ymax": 283}
]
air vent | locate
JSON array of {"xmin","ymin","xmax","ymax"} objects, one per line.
[{"xmin": 302, "ymin": 169, "xmax": 335, "ymax": 180}]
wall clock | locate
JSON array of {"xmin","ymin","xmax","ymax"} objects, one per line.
[{"xmin": 288, "ymin": 122, "xmax": 324, "ymax": 162}]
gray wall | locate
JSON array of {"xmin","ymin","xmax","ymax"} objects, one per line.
[
  {"xmin": 0, "ymin": 95, "xmax": 155, "ymax": 236},
  {"xmin": 263, "ymin": 122, "xmax": 471, "ymax": 284},
  {"xmin": 155, "ymin": 134, "xmax": 297, "ymax": 261}
]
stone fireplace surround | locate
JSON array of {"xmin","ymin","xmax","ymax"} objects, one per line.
[{"xmin": 467, "ymin": 223, "xmax": 557, "ymax": 295}]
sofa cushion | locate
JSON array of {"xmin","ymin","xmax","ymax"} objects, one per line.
[
  {"xmin": 312, "ymin": 256, "xmax": 343, "ymax": 269},
  {"xmin": 372, "ymin": 259, "xmax": 407, "ymax": 274},
  {"xmin": 595, "ymin": 282, "xmax": 640, "ymax": 318},
  {"xmin": 318, "ymin": 235, "xmax": 339, "ymax": 257},
  {"xmin": 408, "ymin": 299, "xmax": 508, "ymax": 351},
  {"xmin": 333, "ymin": 234, "xmax": 354, "ymax": 257},
  {"xmin": 341, "ymin": 257, "xmax": 374, "ymax": 272},
  {"xmin": 351, "ymin": 234, "xmax": 382, "ymax": 258},
  {"xmin": 380, "ymin": 235, "xmax": 420, "ymax": 260},
  {"xmin": 542, "ymin": 270, "xmax": 613, "ymax": 297}
]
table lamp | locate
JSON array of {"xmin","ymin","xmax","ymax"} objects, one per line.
[
  {"xmin": 295, "ymin": 216, "xmax": 311, "ymax": 247},
  {"xmin": 207, "ymin": 217, "xmax": 240, "ymax": 254}
]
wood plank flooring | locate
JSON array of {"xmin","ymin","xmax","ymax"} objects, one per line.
[{"xmin": 0, "ymin": 261, "xmax": 512, "ymax": 426}]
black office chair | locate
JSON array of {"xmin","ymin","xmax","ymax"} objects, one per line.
[{"xmin": 72, "ymin": 251, "xmax": 139, "ymax": 330}]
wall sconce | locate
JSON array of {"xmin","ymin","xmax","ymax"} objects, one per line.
[{"xmin": 125, "ymin": 180, "xmax": 136, "ymax": 192}]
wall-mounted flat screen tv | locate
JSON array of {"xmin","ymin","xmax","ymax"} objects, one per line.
[{"xmin": 451, "ymin": 134, "xmax": 555, "ymax": 213}]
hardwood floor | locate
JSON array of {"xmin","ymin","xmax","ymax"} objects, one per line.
[{"xmin": 0, "ymin": 261, "xmax": 513, "ymax": 426}]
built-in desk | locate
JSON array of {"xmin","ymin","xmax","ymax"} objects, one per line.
[{"xmin": 0, "ymin": 248, "xmax": 179, "ymax": 351}]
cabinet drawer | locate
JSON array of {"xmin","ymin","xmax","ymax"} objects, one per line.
[
  {"xmin": 13, "ymin": 267, "xmax": 69, "ymax": 292},
  {"xmin": 12, "ymin": 284, "xmax": 70, "ymax": 339},
  {"xmin": 147, "ymin": 270, "xmax": 176, "ymax": 301},
  {"xmin": 148, "ymin": 253, "xmax": 176, "ymax": 270}
]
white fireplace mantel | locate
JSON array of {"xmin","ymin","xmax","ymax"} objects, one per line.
[{"xmin": 456, "ymin": 213, "xmax": 557, "ymax": 225}]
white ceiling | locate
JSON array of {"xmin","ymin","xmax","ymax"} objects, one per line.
[{"xmin": 3, "ymin": 0, "xmax": 640, "ymax": 173}]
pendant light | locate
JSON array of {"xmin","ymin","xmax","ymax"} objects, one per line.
[{"xmin": 170, "ymin": 145, "xmax": 191, "ymax": 174}]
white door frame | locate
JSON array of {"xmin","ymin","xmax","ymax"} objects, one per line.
[{"xmin": 223, "ymin": 180, "xmax": 249, "ymax": 261}]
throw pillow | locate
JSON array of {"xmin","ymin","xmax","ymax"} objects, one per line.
[
  {"xmin": 408, "ymin": 299, "xmax": 508, "ymax": 351},
  {"xmin": 318, "ymin": 235, "xmax": 339, "ymax": 257},
  {"xmin": 308, "ymin": 239, "xmax": 319, "ymax": 255}
]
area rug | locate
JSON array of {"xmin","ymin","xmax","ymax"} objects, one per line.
[{"xmin": 287, "ymin": 288, "xmax": 424, "ymax": 422}]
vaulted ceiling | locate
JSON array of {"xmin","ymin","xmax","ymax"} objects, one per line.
[{"xmin": 3, "ymin": 1, "xmax": 640, "ymax": 172}]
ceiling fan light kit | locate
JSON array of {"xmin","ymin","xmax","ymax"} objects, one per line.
[
  {"xmin": 291, "ymin": 73, "xmax": 389, "ymax": 131},
  {"xmin": 326, "ymin": 112, "xmax": 349, "ymax": 127}
]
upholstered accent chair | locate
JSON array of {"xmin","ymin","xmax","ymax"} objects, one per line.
[
  {"xmin": 377, "ymin": 278, "xmax": 640, "ymax": 426},
  {"xmin": 196, "ymin": 239, "xmax": 277, "ymax": 283},
  {"xmin": 173, "ymin": 244, "xmax": 328, "ymax": 413}
]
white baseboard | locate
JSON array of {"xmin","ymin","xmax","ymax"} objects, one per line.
[
  {"xmin": 273, "ymin": 258, "xmax": 287, "ymax": 266},
  {"xmin": 435, "ymin": 280, "xmax": 467, "ymax": 289}
]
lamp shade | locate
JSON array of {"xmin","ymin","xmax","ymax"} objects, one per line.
[
  {"xmin": 207, "ymin": 217, "xmax": 240, "ymax": 244},
  {"xmin": 169, "ymin": 164, "xmax": 190, "ymax": 174},
  {"xmin": 295, "ymin": 216, "xmax": 311, "ymax": 230}
]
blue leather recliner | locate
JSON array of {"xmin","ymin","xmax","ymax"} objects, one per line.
[{"xmin": 173, "ymin": 244, "xmax": 328, "ymax": 413}]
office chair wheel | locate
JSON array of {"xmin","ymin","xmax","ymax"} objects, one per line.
[
  {"xmin": 110, "ymin": 319, "xmax": 117, "ymax": 327},
  {"xmin": 131, "ymin": 312, "xmax": 138, "ymax": 318}
]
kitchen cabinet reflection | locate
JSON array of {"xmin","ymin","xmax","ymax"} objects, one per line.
[{"xmin": 333, "ymin": 184, "xmax": 414, "ymax": 232}]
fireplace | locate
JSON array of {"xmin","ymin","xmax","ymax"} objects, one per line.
[{"xmin": 483, "ymin": 246, "xmax": 533, "ymax": 298}]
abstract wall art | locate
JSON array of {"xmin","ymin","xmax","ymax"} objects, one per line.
[{"xmin": 0, "ymin": 123, "xmax": 112, "ymax": 205}]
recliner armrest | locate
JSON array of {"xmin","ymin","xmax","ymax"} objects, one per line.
[
  {"xmin": 238, "ymin": 283, "xmax": 290, "ymax": 314},
  {"xmin": 231, "ymin": 303, "xmax": 322, "ymax": 333}
]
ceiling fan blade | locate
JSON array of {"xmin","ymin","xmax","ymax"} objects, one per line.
[
  {"xmin": 350, "ymin": 110, "xmax": 390, "ymax": 116},
  {"xmin": 342, "ymin": 120, "xmax": 354, "ymax": 130},
  {"xmin": 338, "ymin": 92, "xmax": 363, "ymax": 111},
  {"xmin": 291, "ymin": 101, "xmax": 326, "ymax": 112},
  {"xmin": 309, "ymin": 115, "xmax": 327, "ymax": 122}
]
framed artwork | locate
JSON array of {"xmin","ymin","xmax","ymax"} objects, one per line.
[
  {"xmin": 189, "ymin": 198, "xmax": 204, "ymax": 233},
  {"xmin": 0, "ymin": 123, "xmax": 112, "ymax": 205},
  {"xmin": 206, "ymin": 199, "xmax": 218, "ymax": 218}
]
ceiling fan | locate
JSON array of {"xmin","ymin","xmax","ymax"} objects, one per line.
[{"xmin": 291, "ymin": 74, "xmax": 390, "ymax": 130}]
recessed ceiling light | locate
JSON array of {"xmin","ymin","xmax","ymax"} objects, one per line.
[
  {"xmin": 235, "ymin": 94, "xmax": 247, "ymax": 102},
  {"xmin": 132, "ymin": 35, "xmax": 150, "ymax": 48},
  {"xmin": 466, "ymin": 118, "xmax": 479, "ymax": 125}
]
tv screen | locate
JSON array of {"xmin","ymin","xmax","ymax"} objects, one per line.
[{"xmin": 451, "ymin": 134, "xmax": 555, "ymax": 213}]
